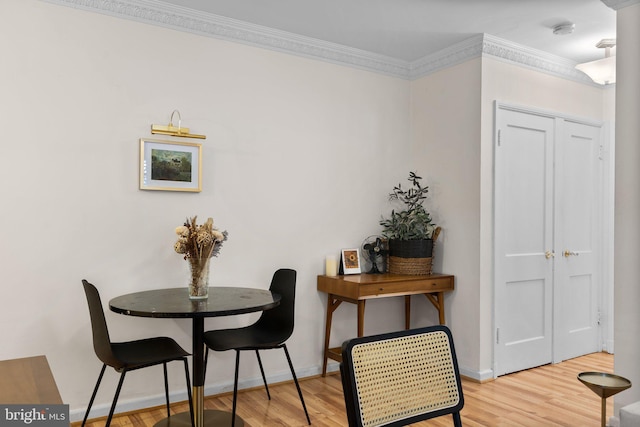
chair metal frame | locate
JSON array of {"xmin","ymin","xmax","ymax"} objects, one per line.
[
  {"xmin": 81, "ymin": 280, "xmax": 194, "ymax": 427},
  {"xmin": 340, "ymin": 325, "xmax": 464, "ymax": 427},
  {"xmin": 203, "ymin": 268, "xmax": 310, "ymax": 426}
]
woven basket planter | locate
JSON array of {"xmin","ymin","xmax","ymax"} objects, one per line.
[{"xmin": 387, "ymin": 227, "xmax": 441, "ymax": 275}]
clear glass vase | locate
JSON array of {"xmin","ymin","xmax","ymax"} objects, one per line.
[{"xmin": 188, "ymin": 256, "xmax": 211, "ymax": 299}]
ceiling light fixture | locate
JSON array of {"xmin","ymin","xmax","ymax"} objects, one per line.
[{"xmin": 576, "ymin": 39, "xmax": 616, "ymax": 85}]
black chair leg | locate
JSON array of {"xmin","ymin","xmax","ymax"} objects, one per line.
[
  {"xmin": 183, "ymin": 358, "xmax": 194, "ymax": 427},
  {"xmin": 453, "ymin": 411, "xmax": 462, "ymax": 427},
  {"xmin": 106, "ymin": 371, "xmax": 127, "ymax": 427},
  {"xmin": 282, "ymin": 344, "xmax": 311, "ymax": 425},
  {"xmin": 163, "ymin": 362, "xmax": 170, "ymax": 417},
  {"xmin": 82, "ymin": 364, "xmax": 107, "ymax": 427},
  {"xmin": 232, "ymin": 351, "xmax": 241, "ymax": 427},
  {"xmin": 203, "ymin": 348, "xmax": 209, "ymax": 380},
  {"xmin": 340, "ymin": 362, "xmax": 357, "ymax": 426},
  {"xmin": 255, "ymin": 350, "xmax": 271, "ymax": 400}
]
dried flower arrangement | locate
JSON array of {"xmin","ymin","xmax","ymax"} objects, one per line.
[
  {"xmin": 174, "ymin": 216, "xmax": 228, "ymax": 259},
  {"xmin": 174, "ymin": 216, "xmax": 228, "ymax": 298}
]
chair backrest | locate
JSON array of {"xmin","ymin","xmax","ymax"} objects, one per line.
[
  {"xmin": 82, "ymin": 280, "xmax": 123, "ymax": 369},
  {"xmin": 253, "ymin": 268, "xmax": 296, "ymax": 343},
  {"xmin": 340, "ymin": 325, "xmax": 464, "ymax": 427}
]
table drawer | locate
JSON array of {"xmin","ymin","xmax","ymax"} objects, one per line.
[{"xmin": 359, "ymin": 277, "xmax": 453, "ymax": 297}]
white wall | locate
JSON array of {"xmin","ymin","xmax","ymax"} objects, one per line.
[
  {"xmin": 603, "ymin": 85, "xmax": 616, "ymax": 354},
  {"xmin": 0, "ymin": 0, "xmax": 412, "ymax": 419},
  {"xmin": 613, "ymin": 1, "xmax": 640, "ymax": 415},
  {"xmin": 409, "ymin": 59, "xmax": 483, "ymax": 376},
  {"xmin": 410, "ymin": 54, "xmax": 611, "ymax": 380}
]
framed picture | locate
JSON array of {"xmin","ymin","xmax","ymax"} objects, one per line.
[
  {"xmin": 341, "ymin": 248, "xmax": 361, "ymax": 275},
  {"xmin": 140, "ymin": 138, "xmax": 202, "ymax": 192}
]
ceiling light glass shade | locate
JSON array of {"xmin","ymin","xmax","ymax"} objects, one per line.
[{"xmin": 576, "ymin": 55, "xmax": 616, "ymax": 85}]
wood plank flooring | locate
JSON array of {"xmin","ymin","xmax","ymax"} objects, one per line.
[{"xmin": 78, "ymin": 352, "xmax": 615, "ymax": 426}]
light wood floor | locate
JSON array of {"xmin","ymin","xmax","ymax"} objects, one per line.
[{"xmin": 79, "ymin": 352, "xmax": 614, "ymax": 426}]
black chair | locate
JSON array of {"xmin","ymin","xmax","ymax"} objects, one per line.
[
  {"xmin": 203, "ymin": 268, "xmax": 311, "ymax": 426},
  {"xmin": 340, "ymin": 325, "xmax": 464, "ymax": 427},
  {"xmin": 81, "ymin": 280, "xmax": 194, "ymax": 427}
]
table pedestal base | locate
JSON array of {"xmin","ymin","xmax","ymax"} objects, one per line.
[{"xmin": 153, "ymin": 410, "xmax": 244, "ymax": 427}]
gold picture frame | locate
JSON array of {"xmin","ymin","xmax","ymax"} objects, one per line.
[{"xmin": 139, "ymin": 138, "xmax": 202, "ymax": 192}]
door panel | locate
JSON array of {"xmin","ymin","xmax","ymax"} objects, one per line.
[
  {"xmin": 494, "ymin": 109, "xmax": 554, "ymax": 376},
  {"xmin": 495, "ymin": 106, "xmax": 603, "ymax": 377},
  {"xmin": 566, "ymin": 274, "xmax": 593, "ymax": 331},
  {"xmin": 554, "ymin": 121, "xmax": 601, "ymax": 361}
]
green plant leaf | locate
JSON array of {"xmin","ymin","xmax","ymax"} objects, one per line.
[{"xmin": 379, "ymin": 171, "xmax": 435, "ymax": 240}]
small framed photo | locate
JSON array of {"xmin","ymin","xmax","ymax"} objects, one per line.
[
  {"xmin": 140, "ymin": 138, "xmax": 202, "ymax": 192},
  {"xmin": 341, "ymin": 248, "xmax": 361, "ymax": 275}
]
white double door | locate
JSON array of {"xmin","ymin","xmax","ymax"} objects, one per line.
[{"xmin": 494, "ymin": 103, "xmax": 604, "ymax": 377}]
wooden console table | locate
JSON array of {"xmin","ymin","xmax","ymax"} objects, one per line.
[
  {"xmin": 317, "ymin": 273, "xmax": 454, "ymax": 376},
  {"xmin": 0, "ymin": 355, "xmax": 63, "ymax": 404}
]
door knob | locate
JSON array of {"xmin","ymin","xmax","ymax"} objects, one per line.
[
  {"xmin": 545, "ymin": 251, "xmax": 555, "ymax": 259},
  {"xmin": 563, "ymin": 250, "xmax": 578, "ymax": 257}
]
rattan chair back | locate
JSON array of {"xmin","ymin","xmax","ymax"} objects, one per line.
[{"xmin": 340, "ymin": 325, "xmax": 464, "ymax": 427}]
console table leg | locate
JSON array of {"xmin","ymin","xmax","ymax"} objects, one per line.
[
  {"xmin": 322, "ymin": 295, "xmax": 341, "ymax": 376},
  {"xmin": 437, "ymin": 292, "xmax": 445, "ymax": 325},
  {"xmin": 357, "ymin": 300, "xmax": 366, "ymax": 337},
  {"xmin": 405, "ymin": 296, "xmax": 411, "ymax": 329},
  {"xmin": 424, "ymin": 292, "xmax": 446, "ymax": 325}
]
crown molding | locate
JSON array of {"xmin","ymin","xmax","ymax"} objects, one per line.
[
  {"xmin": 410, "ymin": 34, "xmax": 595, "ymax": 85},
  {"xmin": 409, "ymin": 35, "xmax": 484, "ymax": 79},
  {"xmin": 41, "ymin": 0, "xmax": 597, "ymax": 85},
  {"xmin": 479, "ymin": 34, "xmax": 595, "ymax": 85},
  {"xmin": 40, "ymin": 0, "xmax": 410, "ymax": 79},
  {"xmin": 601, "ymin": 0, "xmax": 640, "ymax": 10}
]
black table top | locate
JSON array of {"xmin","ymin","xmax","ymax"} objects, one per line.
[{"xmin": 109, "ymin": 286, "xmax": 280, "ymax": 318}]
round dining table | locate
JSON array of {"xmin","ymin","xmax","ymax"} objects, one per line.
[{"xmin": 109, "ymin": 286, "xmax": 280, "ymax": 427}]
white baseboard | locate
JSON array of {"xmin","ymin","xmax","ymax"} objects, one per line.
[
  {"xmin": 69, "ymin": 389, "xmax": 191, "ymax": 422},
  {"xmin": 459, "ymin": 367, "xmax": 494, "ymax": 382},
  {"xmin": 71, "ymin": 361, "xmax": 490, "ymax": 422},
  {"xmin": 70, "ymin": 365, "xmax": 324, "ymax": 422}
]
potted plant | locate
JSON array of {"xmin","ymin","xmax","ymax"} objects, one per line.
[{"xmin": 380, "ymin": 171, "xmax": 440, "ymax": 275}]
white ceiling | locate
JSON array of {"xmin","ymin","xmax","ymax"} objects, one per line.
[{"xmin": 158, "ymin": 0, "xmax": 616, "ymax": 64}]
